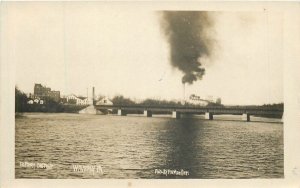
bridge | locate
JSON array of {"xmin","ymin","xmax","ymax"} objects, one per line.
[{"xmin": 94, "ymin": 105, "xmax": 283, "ymax": 122}]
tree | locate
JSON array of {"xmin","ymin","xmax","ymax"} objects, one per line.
[
  {"xmin": 140, "ymin": 98, "xmax": 180, "ymax": 106},
  {"xmin": 15, "ymin": 87, "xmax": 28, "ymax": 112},
  {"xmin": 111, "ymin": 95, "xmax": 136, "ymax": 105}
]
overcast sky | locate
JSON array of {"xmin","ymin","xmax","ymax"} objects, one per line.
[{"xmin": 7, "ymin": 3, "xmax": 283, "ymax": 105}]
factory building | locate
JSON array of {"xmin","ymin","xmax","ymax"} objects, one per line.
[
  {"xmin": 188, "ymin": 94, "xmax": 222, "ymax": 106},
  {"xmin": 33, "ymin": 83, "xmax": 60, "ymax": 102},
  {"xmin": 66, "ymin": 94, "xmax": 89, "ymax": 105}
]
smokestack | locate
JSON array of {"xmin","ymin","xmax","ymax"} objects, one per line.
[{"xmin": 92, "ymin": 87, "xmax": 95, "ymax": 105}]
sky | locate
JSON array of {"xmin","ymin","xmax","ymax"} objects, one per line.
[{"xmin": 7, "ymin": 3, "xmax": 283, "ymax": 105}]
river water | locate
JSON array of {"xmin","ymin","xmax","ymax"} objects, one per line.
[{"xmin": 15, "ymin": 113, "xmax": 283, "ymax": 179}]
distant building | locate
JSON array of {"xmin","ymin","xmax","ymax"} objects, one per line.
[
  {"xmin": 34, "ymin": 83, "xmax": 60, "ymax": 102},
  {"xmin": 188, "ymin": 94, "xmax": 222, "ymax": 106},
  {"xmin": 66, "ymin": 94, "xmax": 89, "ymax": 105},
  {"xmin": 33, "ymin": 98, "xmax": 40, "ymax": 103},
  {"xmin": 40, "ymin": 99, "xmax": 44, "ymax": 104},
  {"xmin": 27, "ymin": 97, "xmax": 44, "ymax": 105},
  {"xmin": 188, "ymin": 94, "xmax": 210, "ymax": 106},
  {"xmin": 95, "ymin": 97, "xmax": 113, "ymax": 113},
  {"xmin": 96, "ymin": 97, "xmax": 113, "ymax": 105},
  {"xmin": 27, "ymin": 99, "xmax": 34, "ymax": 104},
  {"xmin": 77, "ymin": 96, "xmax": 89, "ymax": 105}
]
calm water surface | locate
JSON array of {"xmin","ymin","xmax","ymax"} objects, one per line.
[{"xmin": 15, "ymin": 113, "xmax": 283, "ymax": 178}]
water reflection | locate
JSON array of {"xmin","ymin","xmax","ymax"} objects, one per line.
[{"xmin": 153, "ymin": 118, "xmax": 203, "ymax": 178}]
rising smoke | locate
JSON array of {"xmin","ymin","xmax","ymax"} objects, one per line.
[{"xmin": 160, "ymin": 11, "xmax": 215, "ymax": 84}]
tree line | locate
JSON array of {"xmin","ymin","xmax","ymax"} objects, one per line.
[{"xmin": 16, "ymin": 87, "xmax": 283, "ymax": 114}]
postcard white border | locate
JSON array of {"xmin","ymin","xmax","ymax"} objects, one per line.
[{"xmin": 1, "ymin": 1, "xmax": 300, "ymax": 188}]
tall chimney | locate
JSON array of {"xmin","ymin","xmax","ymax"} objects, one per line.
[{"xmin": 92, "ymin": 87, "xmax": 95, "ymax": 105}]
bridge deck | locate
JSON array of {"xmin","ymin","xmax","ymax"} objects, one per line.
[{"xmin": 95, "ymin": 105, "xmax": 283, "ymax": 116}]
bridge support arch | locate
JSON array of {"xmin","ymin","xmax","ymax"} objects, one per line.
[
  {"xmin": 242, "ymin": 113, "xmax": 250, "ymax": 122},
  {"xmin": 172, "ymin": 111, "xmax": 181, "ymax": 119},
  {"xmin": 117, "ymin": 109, "xmax": 126, "ymax": 116},
  {"xmin": 144, "ymin": 110, "xmax": 152, "ymax": 117},
  {"xmin": 205, "ymin": 112, "xmax": 213, "ymax": 120}
]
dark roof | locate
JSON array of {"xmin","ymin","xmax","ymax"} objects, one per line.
[{"xmin": 77, "ymin": 96, "xmax": 87, "ymax": 100}]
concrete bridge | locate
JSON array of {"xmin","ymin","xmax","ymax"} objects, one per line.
[{"xmin": 94, "ymin": 105, "xmax": 283, "ymax": 122}]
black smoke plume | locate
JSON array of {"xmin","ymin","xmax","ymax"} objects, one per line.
[{"xmin": 161, "ymin": 11, "xmax": 214, "ymax": 84}]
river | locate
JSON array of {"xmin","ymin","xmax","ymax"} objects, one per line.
[{"xmin": 15, "ymin": 113, "xmax": 283, "ymax": 178}]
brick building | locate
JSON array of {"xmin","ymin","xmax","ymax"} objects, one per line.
[{"xmin": 34, "ymin": 83, "xmax": 60, "ymax": 102}]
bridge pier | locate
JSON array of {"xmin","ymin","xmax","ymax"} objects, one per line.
[
  {"xmin": 172, "ymin": 111, "xmax": 181, "ymax": 119},
  {"xmin": 242, "ymin": 113, "xmax": 250, "ymax": 122},
  {"xmin": 205, "ymin": 112, "xmax": 213, "ymax": 120},
  {"xmin": 143, "ymin": 110, "xmax": 152, "ymax": 117},
  {"xmin": 117, "ymin": 109, "xmax": 126, "ymax": 116}
]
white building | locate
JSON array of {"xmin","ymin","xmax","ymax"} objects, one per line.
[
  {"xmin": 27, "ymin": 99, "xmax": 34, "ymax": 104},
  {"xmin": 28, "ymin": 98, "xmax": 44, "ymax": 104},
  {"xmin": 95, "ymin": 96, "xmax": 113, "ymax": 113},
  {"xmin": 33, "ymin": 98, "xmax": 39, "ymax": 103},
  {"xmin": 188, "ymin": 94, "xmax": 209, "ymax": 106},
  {"xmin": 187, "ymin": 94, "xmax": 222, "ymax": 106},
  {"xmin": 66, "ymin": 94, "xmax": 89, "ymax": 105},
  {"xmin": 96, "ymin": 97, "xmax": 113, "ymax": 105}
]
